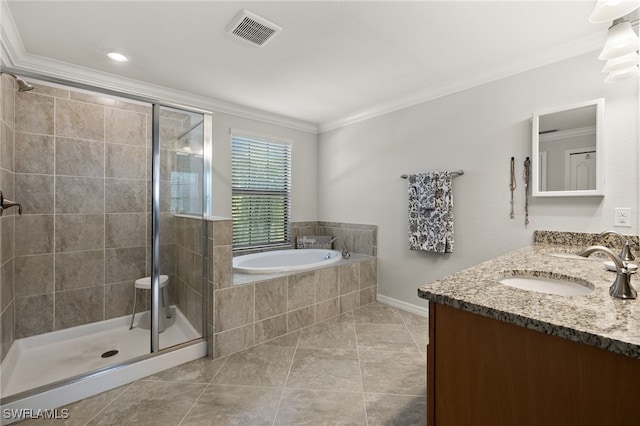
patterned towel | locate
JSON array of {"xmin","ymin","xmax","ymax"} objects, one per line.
[{"xmin": 408, "ymin": 172, "xmax": 454, "ymax": 253}]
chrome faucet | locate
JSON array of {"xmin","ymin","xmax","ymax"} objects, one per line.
[
  {"xmin": 598, "ymin": 230, "xmax": 635, "ymax": 262},
  {"xmin": 578, "ymin": 245, "xmax": 636, "ymax": 299},
  {"xmin": 330, "ymin": 237, "xmax": 351, "ymax": 259},
  {"xmin": 0, "ymin": 191, "xmax": 22, "ymax": 216}
]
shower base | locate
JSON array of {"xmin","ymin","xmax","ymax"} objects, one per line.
[{"xmin": 0, "ymin": 307, "xmax": 206, "ymax": 424}]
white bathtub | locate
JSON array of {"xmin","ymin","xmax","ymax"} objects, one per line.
[{"xmin": 233, "ymin": 249, "xmax": 342, "ymax": 274}]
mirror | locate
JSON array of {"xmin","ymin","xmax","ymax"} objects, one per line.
[{"xmin": 532, "ymin": 99, "xmax": 604, "ymax": 197}]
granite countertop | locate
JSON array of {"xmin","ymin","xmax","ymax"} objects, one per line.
[{"xmin": 418, "ymin": 244, "xmax": 640, "ymax": 360}]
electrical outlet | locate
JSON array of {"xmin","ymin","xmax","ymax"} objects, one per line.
[{"xmin": 614, "ymin": 208, "xmax": 631, "ymax": 227}]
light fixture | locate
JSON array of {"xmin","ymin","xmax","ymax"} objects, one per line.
[
  {"xmin": 598, "ymin": 20, "xmax": 639, "ymax": 60},
  {"xmin": 107, "ymin": 51, "xmax": 129, "ymax": 62},
  {"xmin": 589, "ymin": 0, "xmax": 639, "ymax": 23},
  {"xmin": 604, "ymin": 66, "xmax": 640, "ymax": 82},
  {"xmin": 602, "ymin": 51, "xmax": 639, "ymax": 72}
]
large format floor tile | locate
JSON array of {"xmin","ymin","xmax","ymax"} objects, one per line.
[{"xmin": 27, "ymin": 302, "xmax": 428, "ymax": 425}]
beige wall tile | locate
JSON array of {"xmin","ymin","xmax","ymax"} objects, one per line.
[
  {"xmin": 340, "ymin": 292, "xmax": 359, "ymax": 314},
  {"xmin": 56, "ymin": 98, "xmax": 104, "ymax": 141},
  {"xmin": 215, "ymin": 284, "xmax": 254, "ymax": 332},
  {"xmin": 255, "ymin": 314, "xmax": 287, "ymax": 345},
  {"xmin": 15, "ymin": 173, "xmax": 54, "ymax": 214},
  {"xmin": 55, "ymin": 176, "xmax": 104, "ymax": 214},
  {"xmin": 288, "ymin": 271, "xmax": 315, "ymax": 311},
  {"xmin": 15, "ymin": 254, "xmax": 54, "ymax": 297},
  {"xmin": 55, "ymin": 250, "xmax": 105, "ymax": 291},
  {"xmin": 212, "ymin": 220, "xmax": 233, "ymax": 246},
  {"xmin": 70, "ymin": 91, "xmax": 117, "ymax": 107},
  {"xmin": 14, "ymin": 133, "xmax": 54, "ymax": 174},
  {"xmin": 316, "ymin": 267, "xmax": 338, "ymax": 302},
  {"xmin": 288, "ymin": 305, "xmax": 315, "ymax": 332},
  {"xmin": 55, "ymin": 287, "xmax": 103, "ymax": 330},
  {"xmin": 105, "ymin": 213, "xmax": 146, "ymax": 248},
  {"xmin": 0, "ymin": 216, "xmax": 14, "ymax": 264},
  {"xmin": 359, "ymin": 287, "xmax": 376, "ymax": 306},
  {"xmin": 105, "ymin": 247, "xmax": 146, "ymax": 284},
  {"xmin": 214, "ymin": 324, "xmax": 253, "ymax": 359},
  {"xmin": 315, "ymin": 298, "xmax": 340, "ymax": 323},
  {"xmin": 56, "ymin": 137, "xmax": 104, "ymax": 177},
  {"xmin": 1, "ymin": 121, "xmax": 14, "ymax": 172},
  {"xmin": 360, "ymin": 258, "xmax": 377, "ymax": 289},
  {"xmin": 15, "ymin": 214, "xmax": 53, "ymax": 255},
  {"xmin": 213, "ymin": 246, "xmax": 232, "ymax": 290},
  {"xmin": 105, "ymin": 143, "xmax": 146, "ymax": 179},
  {"xmin": 1, "ymin": 303, "xmax": 14, "ymax": 361},
  {"xmin": 255, "ymin": 277, "xmax": 287, "ymax": 321},
  {"xmin": 105, "ymin": 108, "xmax": 146, "ymax": 146},
  {"xmin": 339, "ymin": 263, "xmax": 359, "ymax": 295},
  {"xmin": 15, "ymin": 92, "xmax": 54, "ymax": 135},
  {"xmin": 2, "ymin": 74, "xmax": 15, "ymax": 126},
  {"xmin": 105, "ymin": 179, "xmax": 146, "ymax": 213},
  {"xmin": 15, "ymin": 293, "xmax": 53, "ymax": 338},
  {"xmin": 55, "ymin": 214, "xmax": 104, "ymax": 252},
  {"xmin": 104, "ymin": 281, "xmax": 135, "ymax": 320},
  {"xmin": 0, "ymin": 259, "xmax": 14, "ymax": 312}
]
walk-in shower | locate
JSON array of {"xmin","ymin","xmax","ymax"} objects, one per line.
[{"xmin": 0, "ymin": 73, "xmax": 211, "ymax": 423}]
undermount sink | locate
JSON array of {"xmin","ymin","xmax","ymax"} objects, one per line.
[
  {"xmin": 497, "ymin": 271, "xmax": 594, "ymax": 296},
  {"xmin": 548, "ymin": 252, "xmax": 587, "ymax": 260}
]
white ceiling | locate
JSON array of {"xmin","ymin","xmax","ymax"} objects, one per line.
[{"xmin": 3, "ymin": 1, "xmax": 608, "ymax": 131}]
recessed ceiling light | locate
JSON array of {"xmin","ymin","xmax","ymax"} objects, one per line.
[{"xmin": 107, "ymin": 52, "xmax": 129, "ymax": 62}]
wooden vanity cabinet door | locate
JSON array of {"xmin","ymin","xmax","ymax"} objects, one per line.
[{"xmin": 427, "ymin": 301, "xmax": 640, "ymax": 426}]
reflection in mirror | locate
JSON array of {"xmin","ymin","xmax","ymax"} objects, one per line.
[{"xmin": 532, "ymin": 99, "xmax": 604, "ymax": 197}]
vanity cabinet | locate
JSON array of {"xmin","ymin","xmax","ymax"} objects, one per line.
[{"xmin": 427, "ymin": 301, "xmax": 640, "ymax": 426}]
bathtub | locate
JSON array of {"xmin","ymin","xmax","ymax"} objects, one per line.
[{"xmin": 233, "ymin": 249, "xmax": 342, "ymax": 274}]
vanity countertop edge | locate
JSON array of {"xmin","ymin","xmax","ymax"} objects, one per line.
[{"xmin": 417, "ymin": 244, "xmax": 640, "ymax": 360}]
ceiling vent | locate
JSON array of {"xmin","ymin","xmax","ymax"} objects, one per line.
[{"xmin": 226, "ymin": 9, "xmax": 282, "ymax": 47}]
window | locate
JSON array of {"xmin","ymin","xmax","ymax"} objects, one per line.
[{"xmin": 231, "ymin": 132, "xmax": 292, "ymax": 250}]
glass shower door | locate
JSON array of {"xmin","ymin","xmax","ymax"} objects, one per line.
[{"xmin": 155, "ymin": 105, "xmax": 209, "ymax": 350}]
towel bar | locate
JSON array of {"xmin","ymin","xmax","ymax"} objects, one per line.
[{"xmin": 401, "ymin": 170, "xmax": 464, "ymax": 179}]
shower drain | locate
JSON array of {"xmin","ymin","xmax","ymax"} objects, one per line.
[{"xmin": 101, "ymin": 350, "xmax": 119, "ymax": 358}]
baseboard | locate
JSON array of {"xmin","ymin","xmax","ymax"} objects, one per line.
[{"xmin": 376, "ymin": 294, "xmax": 429, "ymax": 317}]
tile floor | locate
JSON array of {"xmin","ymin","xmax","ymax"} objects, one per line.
[{"xmin": 19, "ymin": 302, "xmax": 428, "ymax": 425}]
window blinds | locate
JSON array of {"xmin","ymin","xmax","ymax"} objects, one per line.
[{"xmin": 231, "ymin": 134, "xmax": 291, "ymax": 250}]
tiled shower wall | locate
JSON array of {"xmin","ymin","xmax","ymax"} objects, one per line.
[
  {"xmin": 0, "ymin": 74, "xmax": 17, "ymax": 362},
  {"xmin": 173, "ymin": 215, "xmax": 206, "ymax": 335},
  {"xmin": 8, "ymin": 82, "xmax": 153, "ymax": 339},
  {"xmin": 0, "ymin": 80, "xmax": 208, "ymax": 345}
]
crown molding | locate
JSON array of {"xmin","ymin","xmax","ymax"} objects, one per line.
[
  {"xmin": 0, "ymin": 2, "xmax": 318, "ymax": 134},
  {"xmin": 1, "ymin": 1, "xmax": 607, "ymax": 136},
  {"xmin": 318, "ymin": 30, "xmax": 607, "ymax": 133}
]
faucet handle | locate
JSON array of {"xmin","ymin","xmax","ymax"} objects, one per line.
[{"xmin": 599, "ymin": 230, "xmax": 635, "ymax": 262}]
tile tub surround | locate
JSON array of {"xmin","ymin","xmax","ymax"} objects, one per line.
[
  {"xmin": 292, "ymin": 221, "xmax": 378, "ymax": 256},
  {"xmin": 211, "ymin": 254, "xmax": 378, "ymax": 359},
  {"xmin": 418, "ymin": 242, "xmax": 640, "ymax": 360},
  {"xmin": 15, "ymin": 303, "xmax": 427, "ymax": 426}
]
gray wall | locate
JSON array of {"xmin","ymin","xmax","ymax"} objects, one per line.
[
  {"xmin": 317, "ymin": 52, "xmax": 639, "ymax": 308},
  {"xmin": 210, "ymin": 112, "xmax": 318, "ymax": 221}
]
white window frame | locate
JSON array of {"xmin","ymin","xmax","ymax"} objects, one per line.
[{"xmin": 230, "ymin": 129, "xmax": 292, "ymax": 251}]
